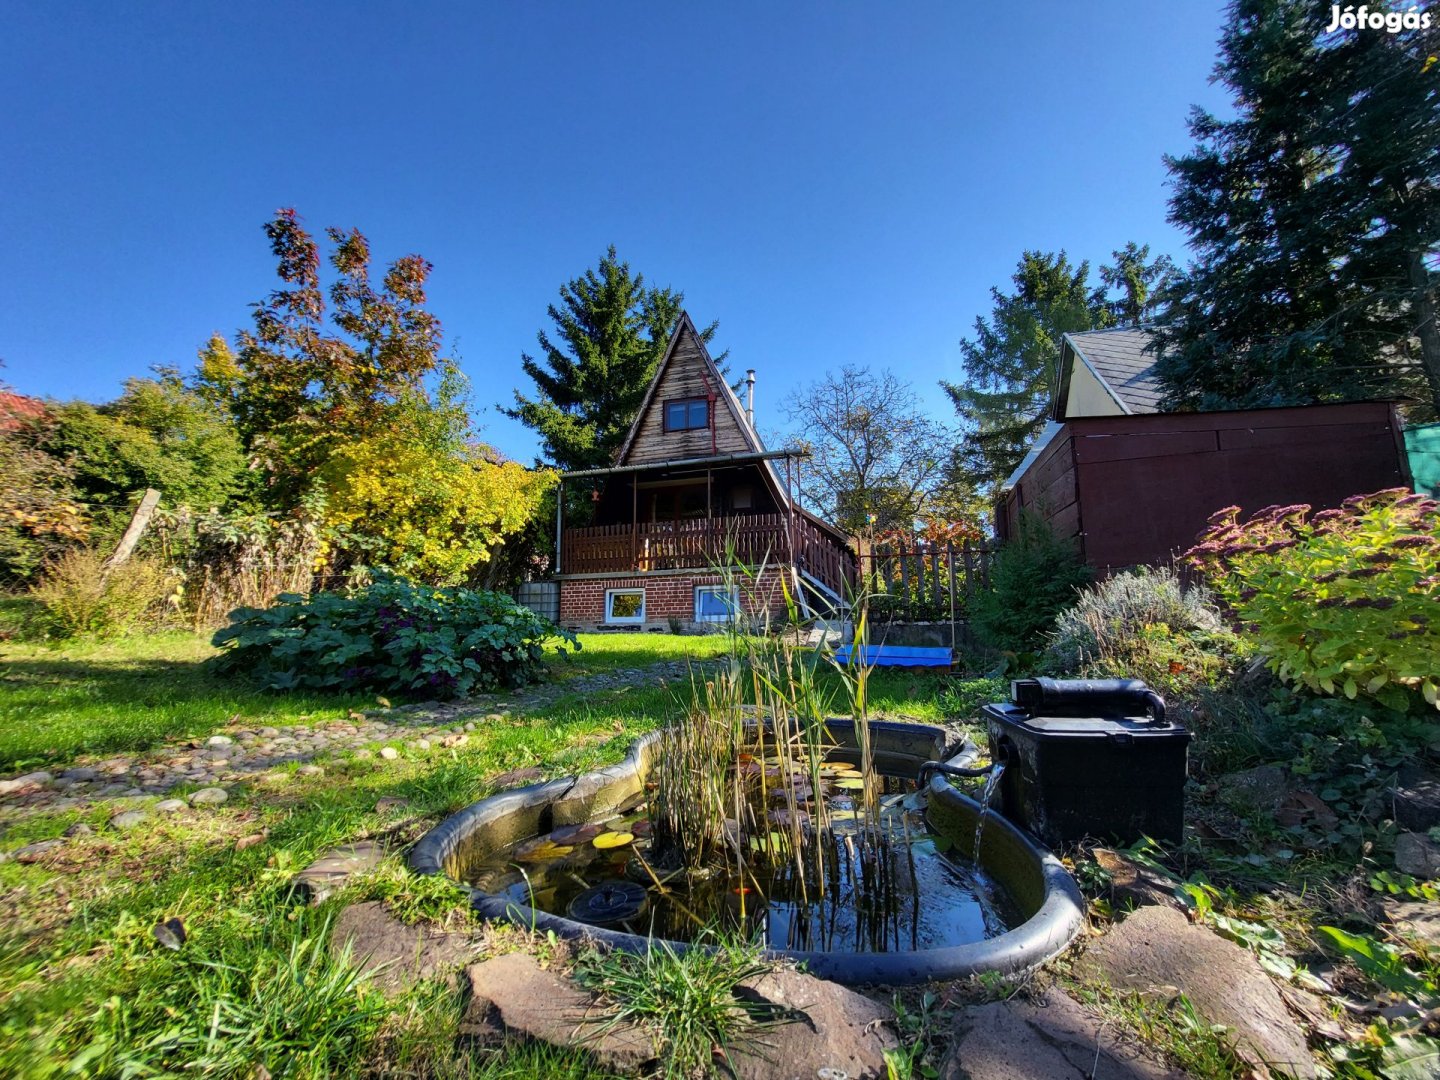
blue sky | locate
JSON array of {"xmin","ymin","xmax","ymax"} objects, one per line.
[{"xmin": 0, "ymin": 1, "xmax": 1229, "ymax": 463}]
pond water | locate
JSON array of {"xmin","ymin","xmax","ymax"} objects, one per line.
[{"xmin": 456, "ymin": 768, "xmax": 1019, "ymax": 954}]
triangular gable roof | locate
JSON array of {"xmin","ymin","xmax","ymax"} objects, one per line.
[
  {"xmin": 1055, "ymin": 328, "xmax": 1165, "ymax": 419},
  {"xmin": 615, "ymin": 311, "xmax": 764, "ymax": 465}
]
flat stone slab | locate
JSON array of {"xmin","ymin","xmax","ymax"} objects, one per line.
[
  {"xmin": 331, "ymin": 901, "xmax": 479, "ymax": 993},
  {"xmin": 1385, "ymin": 899, "xmax": 1440, "ymax": 949},
  {"xmin": 941, "ymin": 988, "xmax": 1188, "ymax": 1080},
  {"xmin": 294, "ymin": 841, "xmax": 385, "ymax": 903},
  {"xmin": 1078, "ymin": 905, "xmax": 1315, "ymax": 1078},
  {"xmin": 461, "ymin": 952, "xmax": 654, "ymax": 1072},
  {"xmin": 728, "ymin": 966, "xmax": 898, "ymax": 1080},
  {"xmin": 1396, "ymin": 832, "xmax": 1440, "ymax": 878},
  {"xmin": 1093, "ymin": 848, "xmax": 1180, "ymax": 910},
  {"xmin": 1391, "ymin": 767, "xmax": 1440, "ymax": 832}
]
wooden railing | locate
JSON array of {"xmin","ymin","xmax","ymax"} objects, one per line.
[
  {"xmin": 792, "ymin": 513, "xmax": 855, "ymax": 599},
  {"xmin": 859, "ymin": 541, "xmax": 997, "ymax": 620},
  {"xmin": 561, "ymin": 515, "xmax": 793, "ymax": 576}
]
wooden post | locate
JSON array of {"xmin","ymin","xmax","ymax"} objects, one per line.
[
  {"xmin": 631, "ymin": 479, "xmax": 639, "ymax": 572},
  {"xmin": 931, "ymin": 546, "xmax": 941, "ymax": 613},
  {"xmin": 946, "ymin": 542, "xmax": 958, "ymax": 615},
  {"xmin": 107, "ymin": 489, "xmax": 161, "ymax": 569},
  {"xmin": 899, "ymin": 554, "xmax": 911, "ymax": 620},
  {"xmin": 963, "ymin": 540, "xmax": 975, "ymax": 604},
  {"xmin": 556, "ymin": 480, "xmax": 565, "ymax": 574}
]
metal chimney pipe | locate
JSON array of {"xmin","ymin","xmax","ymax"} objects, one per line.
[{"xmin": 744, "ymin": 369, "xmax": 756, "ymax": 426}]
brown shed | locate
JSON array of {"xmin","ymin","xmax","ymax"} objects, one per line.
[{"xmin": 998, "ymin": 330, "xmax": 1411, "ymax": 571}]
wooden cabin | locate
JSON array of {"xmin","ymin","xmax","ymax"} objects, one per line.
[
  {"xmin": 999, "ymin": 329, "xmax": 1412, "ymax": 571},
  {"xmin": 555, "ymin": 313, "xmax": 855, "ymax": 631}
]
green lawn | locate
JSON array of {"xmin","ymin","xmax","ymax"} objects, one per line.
[
  {"xmin": 0, "ymin": 630, "xmax": 964, "ymax": 773},
  {"xmin": 0, "ymin": 627, "xmax": 972, "ymax": 1077}
]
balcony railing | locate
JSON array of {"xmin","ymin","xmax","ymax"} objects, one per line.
[{"xmin": 561, "ymin": 514, "xmax": 792, "ymax": 576}]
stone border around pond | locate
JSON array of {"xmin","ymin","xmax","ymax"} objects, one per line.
[{"xmin": 409, "ymin": 719, "xmax": 1085, "ymax": 986}]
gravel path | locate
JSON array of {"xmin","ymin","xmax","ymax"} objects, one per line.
[{"xmin": 0, "ymin": 660, "xmax": 713, "ymax": 815}]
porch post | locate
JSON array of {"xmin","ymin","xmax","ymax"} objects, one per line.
[
  {"xmin": 555, "ymin": 477, "xmax": 565, "ymax": 575},
  {"xmin": 631, "ymin": 478, "xmax": 638, "ymax": 572}
]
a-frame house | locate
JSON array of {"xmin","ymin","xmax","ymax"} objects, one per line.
[{"xmin": 555, "ymin": 312, "xmax": 856, "ymax": 630}]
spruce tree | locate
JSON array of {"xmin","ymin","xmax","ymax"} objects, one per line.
[
  {"xmin": 505, "ymin": 247, "xmax": 722, "ymax": 472},
  {"xmin": 1157, "ymin": 0, "xmax": 1440, "ymax": 415}
]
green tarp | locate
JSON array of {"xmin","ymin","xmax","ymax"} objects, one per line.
[{"xmin": 1405, "ymin": 422, "xmax": 1440, "ymax": 496}]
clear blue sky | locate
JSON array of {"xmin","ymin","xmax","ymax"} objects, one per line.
[{"xmin": 0, "ymin": 1, "xmax": 1229, "ymax": 463}]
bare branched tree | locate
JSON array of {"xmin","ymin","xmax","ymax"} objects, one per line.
[{"xmin": 783, "ymin": 365, "xmax": 966, "ymax": 534}]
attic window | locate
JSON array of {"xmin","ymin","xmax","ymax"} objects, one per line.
[{"xmin": 664, "ymin": 398, "xmax": 709, "ymax": 432}]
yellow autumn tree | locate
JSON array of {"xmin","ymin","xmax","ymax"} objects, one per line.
[{"xmin": 318, "ymin": 367, "xmax": 555, "ymax": 585}]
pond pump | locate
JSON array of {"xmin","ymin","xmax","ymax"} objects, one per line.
[{"xmin": 980, "ymin": 677, "xmax": 1189, "ymax": 848}]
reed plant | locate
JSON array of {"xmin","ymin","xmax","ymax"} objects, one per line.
[{"xmin": 644, "ymin": 547, "xmax": 911, "ymax": 944}]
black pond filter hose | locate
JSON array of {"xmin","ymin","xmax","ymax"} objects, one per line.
[{"xmin": 1009, "ymin": 676, "xmax": 1167, "ymax": 724}]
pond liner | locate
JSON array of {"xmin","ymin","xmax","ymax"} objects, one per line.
[{"xmin": 409, "ymin": 720, "xmax": 1085, "ymax": 986}]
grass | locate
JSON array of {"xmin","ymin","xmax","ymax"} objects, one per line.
[
  {"xmin": 573, "ymin": 933, "xmax": 775, "ymax": 1078},
  {"xmin": 0, "ymin": 623, "xmax": 978, "ymax": 1077}
]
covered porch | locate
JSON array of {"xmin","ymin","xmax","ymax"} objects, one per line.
[{"xmin": 554, "ymin": 450, "xmax": 854, "ymax": 596}]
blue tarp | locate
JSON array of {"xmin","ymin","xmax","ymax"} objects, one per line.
[{"xmin": 831, "ymin": 644, "xmax": 953, "ymax": 668}]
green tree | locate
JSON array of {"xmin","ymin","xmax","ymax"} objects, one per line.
[
  {"xmin": 505, "ymin": 247, "xmax": 722, "ymax": 473},
  {"xmin": 1156, "ymin": 0, "xmax": 1440, "ymax": 415},
  {"xmin": 38, "ymin": 373, "xmax": 252, "ymax": 535}
]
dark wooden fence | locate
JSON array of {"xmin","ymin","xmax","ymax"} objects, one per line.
[{"xmin": 858, "ymin": 540, "xmax": 996, "ymax": 621}]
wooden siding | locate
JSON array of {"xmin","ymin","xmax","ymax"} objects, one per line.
[
  {"xmin": 999, "ymin": 427, "xmax": 1079, "ymax": 546},
  {"xmin": 622, "ymin": 326, "xmax": 756, "ymax": 466},
  {"xmin": 1000, "ymin": 401, "xmax": 1408, "ymax": 571}
]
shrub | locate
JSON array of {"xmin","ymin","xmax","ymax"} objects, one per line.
[
  {"xmin": 211, "ymin": 575, "xmax": 577, "ymax": 698},
  {"xmin": 1186, "ymin": 490, "xmax": 1440, "ymax": 711},
  {"xmin": 1044, "ymin": 566, "xmax": 1243, "ymax": 698},
  {"xmin": 29, "ymin": 547, "xmax": 176, "ymax": 638},
  {"xmin": 972, "ymin": 512, "xmax": 1090, "ymax": 656}
]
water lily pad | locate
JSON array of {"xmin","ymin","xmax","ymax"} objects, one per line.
[
  {"xmin": 835, "ymin": 777, "xmax": 866, "ymax": 791},
  {"xmin": 592, "ymin": 831, "xmax": 634, "ymax": 849},
  {"xmin": 547, "ymin": 823, "xmax": 603, "ymax": 845}
]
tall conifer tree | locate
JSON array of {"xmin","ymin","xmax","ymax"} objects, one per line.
[
  {"xmin": 1157, "ymin": 0, "xmax": 1440, "ymax": 414},
  {"xmin": 505, "ymin": 248, "xmax": 722, "ymax": 473}
]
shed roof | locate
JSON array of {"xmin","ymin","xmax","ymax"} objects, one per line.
[{"xmin": 1057, "ymin": 328, "xmax": 1164, "ymax": 418}]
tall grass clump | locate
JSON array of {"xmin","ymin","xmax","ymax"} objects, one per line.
[
  {"xmin": 644, "ymin": 554, "xmax": 916, "ymax": 947},
  {"xmin": 7, "ymin": 924, "xmax": 386, "ymax": 1078},
  {"xmin": 29, "ymin": 546, "xmax": 176, "ymax": 638},
  {"xmin": 574, "ymin": 934, "xmax": 774, "ymax": 1078}
]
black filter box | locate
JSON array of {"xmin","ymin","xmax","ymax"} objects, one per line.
[{"xmin": 983, "ymin": 678, "xmax": 1190, "ymax": 848}]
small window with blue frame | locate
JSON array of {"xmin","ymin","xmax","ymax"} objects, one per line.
[{"xmin": 664, "ymin": 398, "xmax": 709, "ymax": 432}]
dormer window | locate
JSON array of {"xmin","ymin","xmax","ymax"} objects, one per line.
[{"xmin": 664, "ymin": 397, "xmax": 709, "ymax": 432}]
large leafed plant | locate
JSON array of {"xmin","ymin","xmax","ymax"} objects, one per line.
[{"xmin": 1186, "ymin": 490, "xmax": 1439, "ymax": 712}]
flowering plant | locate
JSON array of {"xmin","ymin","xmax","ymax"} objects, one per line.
[{"xmin": 1185, "ymin": 489, "xmax": 1439, "ymax": 711}]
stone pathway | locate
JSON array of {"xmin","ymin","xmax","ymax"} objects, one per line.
[{"xmin": 0, "ymin": 660, "xmax": 711, "ymax": 816}]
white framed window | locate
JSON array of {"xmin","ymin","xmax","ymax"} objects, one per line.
[
  {"xmin": 694, "ymin": 584, "xmax": 740, "ymax": 623},
  {"xmin": 605, "ymin": 588, "xmax": 646, "ymax": 625}
]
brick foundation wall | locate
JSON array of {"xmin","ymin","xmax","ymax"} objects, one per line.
[{"xmin": 559, "ymin": 570, "xmax": 789, "ymax": 631}]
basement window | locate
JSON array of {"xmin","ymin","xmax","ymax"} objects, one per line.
[
  {"xmin": 694, "ymin": 584, "xmax": 739, "ymax": 623},
  {"xmin": 605, "ymin": 589, "xmax": 646, "ymax": 625},
  {"xmin": 664, "ymin": 398, "xmax": 709, "ymax": 432}
]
